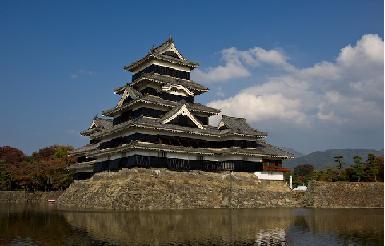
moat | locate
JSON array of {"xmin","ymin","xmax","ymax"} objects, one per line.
[{"xmin": 0, "ymin": 204, "xmax": 382, "ymax": 245}]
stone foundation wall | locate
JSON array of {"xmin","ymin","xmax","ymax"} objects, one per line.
[
  {"xmin": 305, "ymin": 181, "xmax": 383, "ymax": 208},
  {"xmin": 57, "ymin": 169, "xmax": 384, "ymax": 210},
  {"xmin": 0, "ymin": 191, "xmax": 63, "ymax": 204},
  {"xmin": 58, "ymin": 168, "xmax": 303, "ymax": 210},
  {"xmin": 1, "ymin": 172, "xmax": 382, "ymax": 209}
]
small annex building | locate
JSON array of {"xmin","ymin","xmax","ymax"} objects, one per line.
[{"xmin": 69, "ymin": 38, "xmax": 292, "ymax": 180}]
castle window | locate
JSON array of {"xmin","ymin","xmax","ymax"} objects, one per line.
[{"xmin": 159, "ymin": 151, "xmax": 167, "ymax": 158}]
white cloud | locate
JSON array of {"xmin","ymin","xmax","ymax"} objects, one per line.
[
  {"xmin": 193, "ymin": 48, "xmax": 250, "ymax": 82},
  {"xmin": 193, "ymin": 46, "xmax": 294, "ymax": 83},
  {"xmin": 70, "ymin": 70, "xmax": 94, "ymax": 79},
  {"xmin": 338, "ymin": 34, "xmax": 383, "ymax": 67},
  {"xmin": 209, "ymin": 92, "xmax": 308, "ymax": 125},
  {"xmin": 206, "ymin": 34, "xmax": 384, "ymax": 132},
  {"xmin": 215, "ymin": 86, "xmax": 225, "ymax": 98},
  {"xmin": 243, "ymin": 47, "xmax": 294, "ymax": 70}
]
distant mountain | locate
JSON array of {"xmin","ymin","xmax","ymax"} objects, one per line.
[{"xmin": 283, "ymin": 148, "xmax": 384, "ymax": 170}]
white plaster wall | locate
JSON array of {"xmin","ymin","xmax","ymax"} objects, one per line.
[
  {"xmin": 204, "ymin": 155, "xmax": 262, "ymax": 162},
  {"xmin": 254, "ymin": 171, "xmax": 284, "ymax": 181},
  {"xmin": 166, "ymin": 152, "xmax": 198, "ymax": 160}
]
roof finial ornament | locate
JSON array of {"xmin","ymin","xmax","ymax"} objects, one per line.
[
  {"xmin": 93, "ymin": 113, "xmax": 99, "ymax": 120},
  {"xmin": 149, "ymin": 44, "xmax": 155, "ymax": 53},
  {"xmin": 168, "ymin": 35, "xmax": 173, "ymax": 43}
]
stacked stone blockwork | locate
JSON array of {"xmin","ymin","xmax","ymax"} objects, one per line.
[{"xmin": 70, "ymin": 38, "xmax": 292, "ymax": 180}]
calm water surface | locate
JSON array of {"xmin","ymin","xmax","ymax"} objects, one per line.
[{"xmin": 0, "ymin": 204, "xmax": 383, "ymax": 246}]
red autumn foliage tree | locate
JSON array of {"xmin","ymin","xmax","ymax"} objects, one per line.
[
  {"xmin": 0, "ymin": 145, "xmax": 75, "ymax": 191},
  {"xmin": 0, "ymin": 146, "xmax": 25, "ymax": 164}
]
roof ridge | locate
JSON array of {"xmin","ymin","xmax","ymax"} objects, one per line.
[
  {"xmin": 124, "ymin": 39, "xmax": 199, "ymax": 72},
  {"xmin": 150, "ymin": 37, "xmax": 175, "ymax": 55}
]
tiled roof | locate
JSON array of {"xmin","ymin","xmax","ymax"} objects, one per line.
[
  {"xmin": 159, "ymin": 104, "xmax": 185, "ymax": 122},
  {"xmin": 80, "ymin": 117, "xmax": 113, "ymax": 136},
  {"xmin": 256, "ymin": 140, "xmax": 294, "ymax": 158},
  {"xmin": 70, "ymin": 144, "xmax": 98, "ymax": 155},
  {"xmin": 84, "ymin": 141, "xmax": 292, "ymax": 160},
  {"xmin": 68, "ymin": 160, "xmax": 95, "ymax": 172},
  {"xmin": 150, "ymin": 37, "xmax": 180, "ymax": 57},
  {"xmin": 90, "ymin": 116, "xmax": 266, "ymax": 140},
  {"xmin": 102, "ymin": 94, "xmax": 220, "ymax": 116},
  {"xmin": 94, "ymin": 117, "xmax": 113, "ymax": 129},
  {"xmin": 219, "ymin": 115, "xmax": 267, "ymax": 136},
  {"xmin": 114, "ymin": 84, "xmax": 143, "ymax": 97},
  {"xmin": 160, "ymin": 104, "xmax": 204, "ymax": 129},
  {"xmin": 124, "ymin": 52, "xmax": 198, "ymax": 72},
  {"xmin": 132, "ymin": 73, "xmax": 208, "ymax": 93},
  {"xmin": 124, "ymin": 38, "xmax": 199, "ymax": 72}
]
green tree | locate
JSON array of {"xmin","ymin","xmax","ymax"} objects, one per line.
[
  {"xmin": 333, "ymin": 155, "xmax": 347, "ymax": 180},
  {"xmin": 293, "ymin": 164, "xmax": 314, "ymax": 186},
  {"xmin": 334, "ymin": 156, "xmax": 344, "ymax": 169},
  {"xmin": 365, "ymin": 153, "xmax": 379, "ymax": 182},
  {"xmin": 374, "ymin": 156, "xmax": 384, "ymax": 182},
  {"xmin": 351, "ymin": 156, "xmax": 364, "ymax": 182}
]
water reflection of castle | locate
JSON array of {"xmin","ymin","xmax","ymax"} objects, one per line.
[
  {"xmin": 255, "ymin": 228, "xmax": 287, "ymax": 245},
  {"xmin": 62, "ymin": 208, "xmax": 383, "ymax": 245},
  {"xmin": 1, "ymin": 206, "xmax": 381, "ymax": 245},
  {"xmin": 63, "ymin": 209, "xmax": 294, "ymax": 245}
]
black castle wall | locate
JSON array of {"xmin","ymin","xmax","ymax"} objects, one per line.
[
  {"xmin": 99, "ymin": 133, "xmax": 263, "ymax": 150},
  {"xmin": 74, "ymin": 155, "xmax": 263, "ymax": 180},
  {"xmin": 132, "ymin": 64, "xmax": 190, "ymax": 81}
]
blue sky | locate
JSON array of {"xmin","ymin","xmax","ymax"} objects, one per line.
[{"xmin": 0, "ymin": 0, "xmax": 383, "ymax": 154}]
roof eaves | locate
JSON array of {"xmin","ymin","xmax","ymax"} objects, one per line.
[{"xmin": 131, "ymin": 73, "xmax": 208, "ymax": 92}]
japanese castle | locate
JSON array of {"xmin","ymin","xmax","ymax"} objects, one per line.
[{"xmin": 70, "ymin": 38, "xmax": 291, "ymax": 180}]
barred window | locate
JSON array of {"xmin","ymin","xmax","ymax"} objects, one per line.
[
  {"xmin": 222, "ymin": 162, "xmax": 234, "ymax": 170},
  {"xmin": 158, "ymin": 151, "xmax": 167, "ymax": 158}
]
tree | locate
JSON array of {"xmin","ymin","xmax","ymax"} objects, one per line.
[
  {"xmin": 312, "ymin": 154, "xmax": 384, "ymax": 183},
  {"xmin": 364, "ymin": 153, "xmax": 381, "ymax": 182},
  {"xmin": 351, "ymin": 156, "xmax": 365, "ymax": 182},
  {"xmin": 0, "ymin": 146, "xmax": 27, "ymax": 190},
  {"xmin": 374, "ymin": 156, "xmax": 384, "ymax": 182},
  {"xmin": 0, "ymin": 146, "xmax": 25, "ymax": 164},
  {"xmin": 333, "ymin": 155, "xmax": 345, "ymax": 180},
  {"xmin": 293, "ymin": 164, "xmax": 314, "ymax": 186},
  {"xmin": 0, "ymin": 145, "xmax": 75, "ymax": 191},
  {"xmin": 31, "ymin": 145, "xmax": 75, "ymax": 191},
  {"xmin": 334, "ymin": 156, "xmax": 344, "ymax": 169}
]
